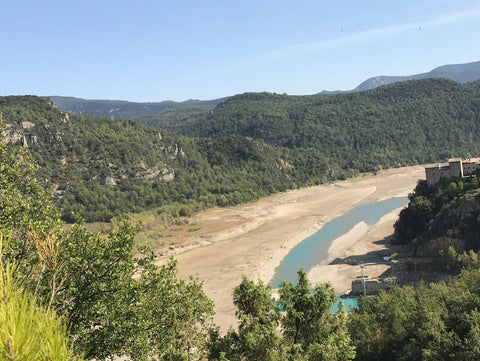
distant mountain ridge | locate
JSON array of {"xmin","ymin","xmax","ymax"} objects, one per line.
[
  {"xmin": 51, "ymin": 61, "xmax": 480, "ymax": 119},
  {"xmin": 49, "ymin": 95, "xmax": 228, "ymax": 119},
  {"xmin": 318, "ymin": 60, "xmax": 480, "ymax": 94},
  {"xmin": 351, "ymin": 60, "xmax": 480, "ymax": 92}
]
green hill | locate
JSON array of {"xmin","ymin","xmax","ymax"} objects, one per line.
[
  {"xmin": 136, "ymin": 104, "xmax": 215, "ymax": 128},
  {"xmin": 0, "ymin": 96, "xmax": 337, "ymax": 222},
  {"xmin": 3, "ymin": 78, "xmax": 480, "ymax": 223},
  {"xmin": 169, "ymin": 78, "xmax": 480, "ymax": 171}
]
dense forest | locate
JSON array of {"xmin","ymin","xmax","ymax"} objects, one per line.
[
  {"xmin": 3, "ymin": 78, "xmax": 480, "ymax": 223},
  {"xmin": 164, "ymin": 78, "xmax": 480, "ymax": 171},
  {"xmin": 137, "ymin": 104, "xmax": 215, "ymax": 128},
  {"xmin": 0, "ymin": 96, "xmax": 339, "ymax": 222}
]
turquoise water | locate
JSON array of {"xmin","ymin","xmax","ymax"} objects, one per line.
[
  {"xmin": 331, "ymin": 296, "xmax": 358, "ymax": 312},
  {"xmin": 269, "ymin": 197, "xmax": 409, "ymax": 288}
]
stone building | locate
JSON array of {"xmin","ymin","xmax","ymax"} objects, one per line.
[
  {"xmin": 350, "ymin": 276, "xmax": 395, "ymax": 296},
  {"xmin": 425, "ymin": 158, "xmax": 480, "ymax": 185}
]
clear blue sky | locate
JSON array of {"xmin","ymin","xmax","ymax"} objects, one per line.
[{"xmin": 1, "ymin": 0, "xmax": 479, "ymax": 101}]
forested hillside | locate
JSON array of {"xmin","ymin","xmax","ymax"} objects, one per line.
[
  {"xmin": 168, "ymin": 78, "xmax": 480, "ymax": 172},
  {"xmin": 0, "ymin": 96, "xmax": 339, "ymax": 222},
  {"xmin": 137, "ymin": 105, "xmax": 215, "ymax": 128},
  {"xmin": 394, "ymin": 175, "xmax": 480, "ymax": 256},
  {"xmin": 3, "ymin": 79, "xmax": 480, "ymax": 223},
  {"xmin": 50, "ymin": 95, "xmax": 227, "ymax": 119}
]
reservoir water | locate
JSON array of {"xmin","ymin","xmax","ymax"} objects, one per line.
[
  {"xmin": 332, "ymin": 296, "xmax": 358, "ymax": 312},
  {"xmin": 269, "ymin": 196, "xmax": 409, "ymax": 288}
]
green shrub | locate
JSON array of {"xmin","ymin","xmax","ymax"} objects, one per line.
[{"xmin": 0, "ymin": 254, "xmax": 82, "ymax": 360}]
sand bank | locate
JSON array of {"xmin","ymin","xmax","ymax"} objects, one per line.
[
  {"xmin": 164, "ymin": 166, "xmax": 424, "ymax": 331},
  {"xmin": 308, "ymin": 205, "xmax": 405, "ymax": 294}
]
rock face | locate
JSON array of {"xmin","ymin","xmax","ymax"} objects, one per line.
[
  {"xmin": 105, "ymin": 176, "xmax": 117, "ymax": 186},
  {"xmin": 135, "ymin": 162, "xmax": 175, "ymax": 182},
  {"xmin": 354, "ymin": 74, "xmax": 426, "ymax": 91},
  {"xmin": 1, "ymin": 127, "xmax": 23, "ymax": 144},
  {"xmin": 162, "ymin": 171, "xmax": 175, "ymax": 182},
  {"xmin": 317, "ymin": 60, "xmax": 480, "ymax": 94},
  {"xmin": 21, "ymin": 121, "xmax": 35, "ymax": 129}
]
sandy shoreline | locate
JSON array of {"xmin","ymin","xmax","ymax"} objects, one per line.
[
  {"xmin": 163, "ymin": 165, "xmax": 424, "ymax": 331},
  {"xmin": 308, "ymin": 205, "xmax": 406, "ymax": 294}
]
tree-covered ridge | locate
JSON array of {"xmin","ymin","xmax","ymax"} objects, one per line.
[
  {"xmin": 1, "ymin": 96, "xmax": 341, "ymax": 222},
  {"xmin": 137, "ymin": 104, "xmax": 215, "ymax": 129},
  {"xmin": 3, "ymin": 78, "xmax": 480, "ymax": 224},
  {"xmin": 50, "ymin": 95, "xmax": 228, "ymax": 119},
  {"xmin": 170, "ymin": 78, "xmax": 480, "ymax": 171},
  {"xmin": 394, "ymin": 175, "xmax": 480, "ymax": 256}
]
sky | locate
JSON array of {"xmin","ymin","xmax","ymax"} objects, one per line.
[{"xmin": 1, "ymin": 0, "xmax": 479, "ymax": 102}]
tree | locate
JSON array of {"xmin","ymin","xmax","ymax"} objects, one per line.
[
  {"xmin": 279, "ymin": 268, "xmax": 355, "ymax": 361},
  {"xmin": 0, "ymin": 116, "xmax": 61, "ymax": 282},
  {"xmin": 234, "ymin": 277, "xmax": 283, "ymax": 361},
  {"xmin": 209, "ymin": 270, "xmax": 355, "ymax": 361},
  {"xmin": 348, "ymin": 269, "xmax": 480, "ymax": 361},
  {"xmin": 124, "ymin": 255, "xmax": 214, "ymax": 361},
  {"xmin": 0, "ymin": 234, "xmax": 82, "ymax": 361},
  {"xmin": 208, "ymin": 277, "xmax": 282, "ymax": 361},
  {"xmin": 39, "ymin": 221, "xmax": 215, "ymax": 361},
  {"xmin": 394, "ymin": 196, "xmax": 432, "ymax": 244}
]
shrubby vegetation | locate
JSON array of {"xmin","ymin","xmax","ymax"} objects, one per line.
[
  {"xmin": 0, "ymin": 256, "xmax": 82, "ymax": 361},
  {"xmin": 1, "ymin": 118, "xmax": 214, "ymax": 360}
]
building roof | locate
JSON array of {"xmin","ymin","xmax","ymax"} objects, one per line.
[{"xmin": 425, "ymin": 162, "xmax": 449, "ymax": 169}]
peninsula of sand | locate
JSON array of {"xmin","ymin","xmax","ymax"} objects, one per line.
[{"xmin": 161, "ymin": 165, "xmax": 425, "ymax": 331}]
